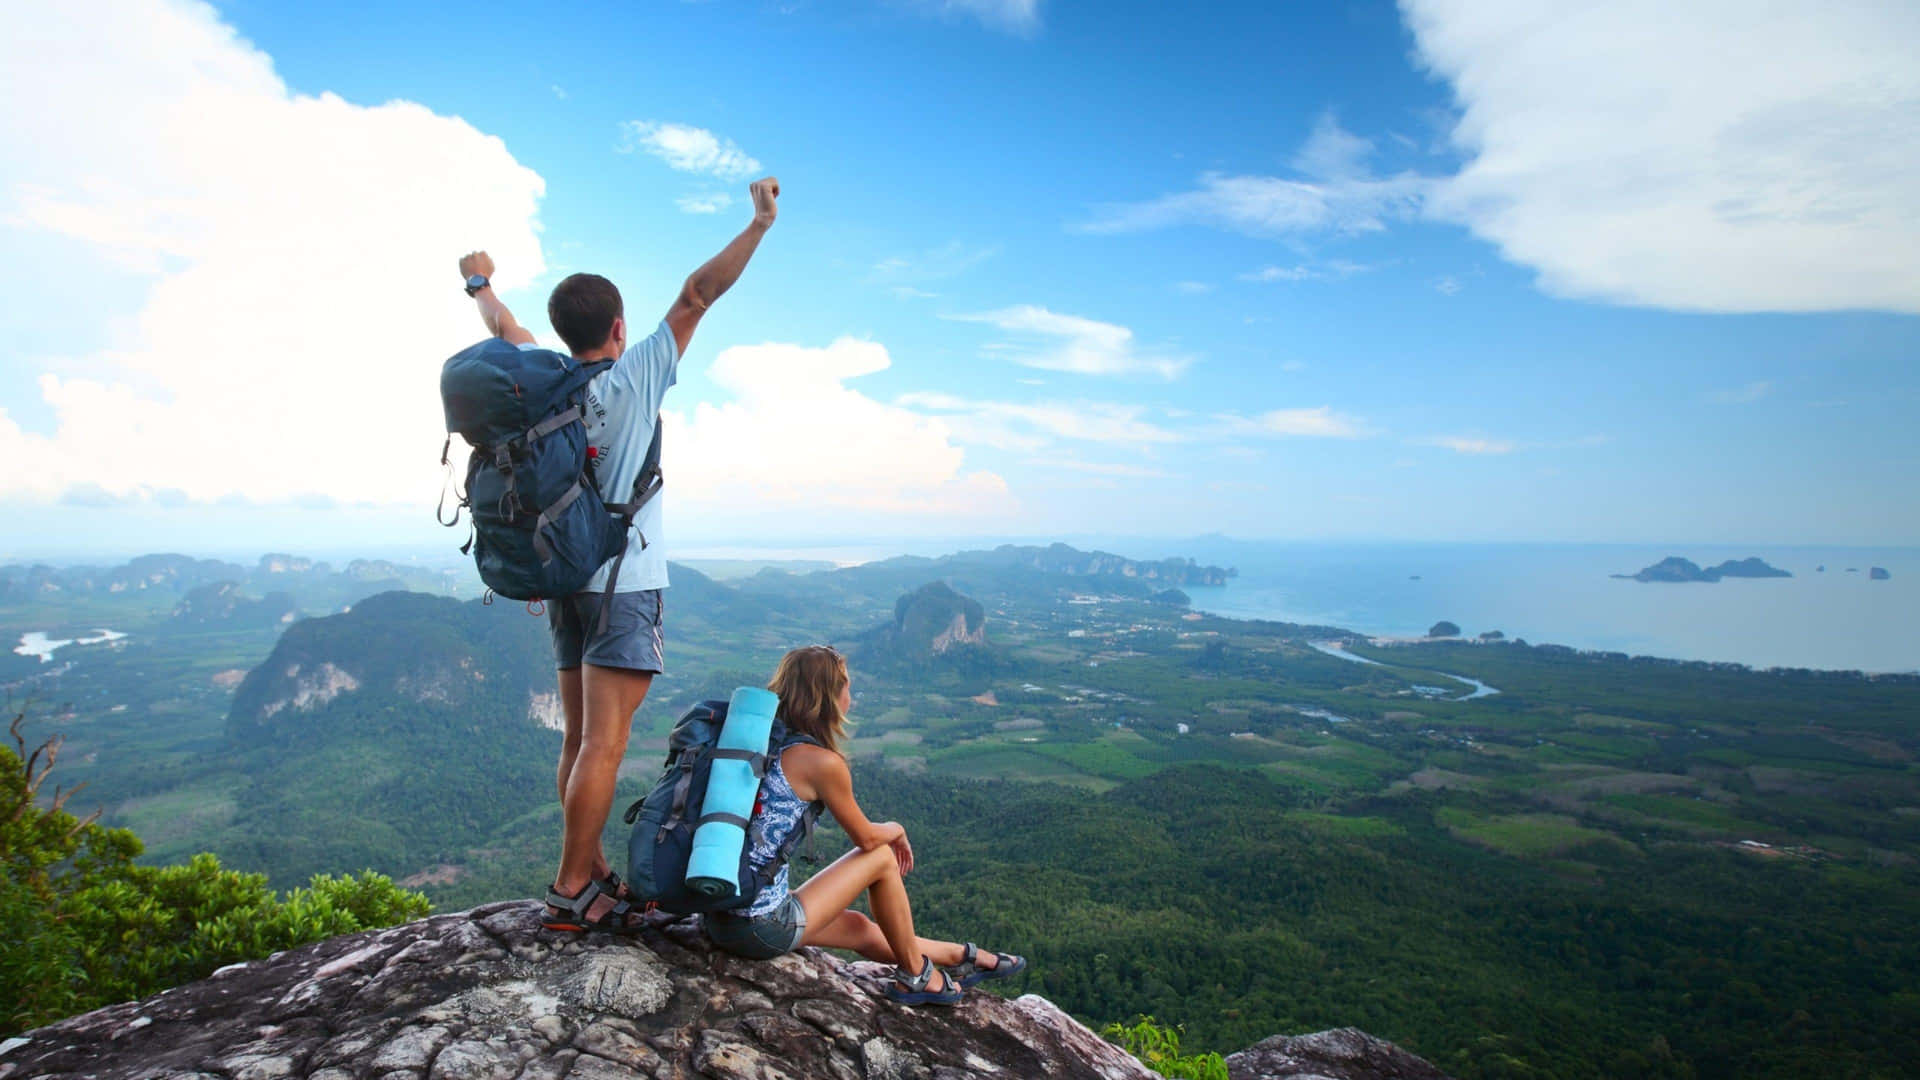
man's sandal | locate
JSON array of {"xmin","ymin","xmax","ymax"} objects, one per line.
[
  {"xmin": 597, "ymin": 869, "xmax": 635, "ymax": 902},
  {"xmin": 885, "ymin": 955, "xmax": 963, "ymax": 1006},
  {"xmin": 542, "ymin": 877, "xmax": 644, "ymax": 934},
  {"xmin": 950, "ymin": 942, "xmax": 1027, "ymax": 988}
]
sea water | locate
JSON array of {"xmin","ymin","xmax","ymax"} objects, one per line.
[
  {"xmin": 1163, "ymin": 541, "xmax": 1919, "ymax": 675},
  {"xmin": 14, "ymin": 628, "xmax": 127, "ymax": 663}
]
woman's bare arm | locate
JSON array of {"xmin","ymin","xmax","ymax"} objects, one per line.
[{"xmin": 790, "ymin": 745, "xmax": 903, "ymax": 853}]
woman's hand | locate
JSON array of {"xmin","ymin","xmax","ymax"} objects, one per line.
[{"xmin": 889, "ymin": 827, "xmax": 915, "ymax": 877}]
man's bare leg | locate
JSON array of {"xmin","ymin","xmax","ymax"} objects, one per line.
[
  {"xmin": 555, "ymin": 667, "xmax": 585, "ymax": 804},
  {"xmin": 553, "ymin": 667, "xmax": 621, "ymax": 883},
  {"xmin": 552, "ymin": 663, "xmax": 652, "ymax": 917}
]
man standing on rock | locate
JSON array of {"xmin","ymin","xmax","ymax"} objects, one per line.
[{"xmin": 456, "ymin": 176, "xmax": 781, "ymax": 930}]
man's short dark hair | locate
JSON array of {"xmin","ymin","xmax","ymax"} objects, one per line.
[{"xmin": 548, "ymin": 273, "xmax": 624, "ymax": 355}]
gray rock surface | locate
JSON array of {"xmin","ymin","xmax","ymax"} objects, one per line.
[
  {"xmin": 1227, "ymin": 1028, "xmax": 1452, "ymax": 1080},
  {"xmin": 0, "ymin": 901, "xmax": 1451, "ymax": 1080},
  {"xmin": 0, "ymin": 901, "xmax": 1157, "ymax": 1080}
]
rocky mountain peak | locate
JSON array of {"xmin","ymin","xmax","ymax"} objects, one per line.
[{"xmin": 1, "ymin": 901, "xmax": 1451, "ymax": 1080}]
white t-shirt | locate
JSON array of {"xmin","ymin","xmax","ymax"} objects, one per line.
[{"xmin": 520, "ymin": 319, "xmax": 678, "ymax": 593}]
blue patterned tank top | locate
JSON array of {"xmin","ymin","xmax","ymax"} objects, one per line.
[{"xmin": 743, "ymin": 745, "xmax": 813, "ymax": 917}]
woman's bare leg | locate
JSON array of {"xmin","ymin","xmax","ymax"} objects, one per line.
[
  {"xmin": 794, "ymin": 846, "xmax": 1002, "ymax": 986},
  {"xmin": 805, "ymin": 908, "xmax": 987, "ymax": 973}
]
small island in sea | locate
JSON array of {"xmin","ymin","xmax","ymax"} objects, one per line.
[
  {"xmin": 1612, "ymin": 555, "xmax": 1792, "ymax": 583},
  {"xmin": 1870, "ymin": 566, "xmax": 1891, "ymax": 580}
]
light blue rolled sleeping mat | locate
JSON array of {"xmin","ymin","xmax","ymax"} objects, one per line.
[{"xmin": 685, "ymin": 686, "xmax": 780, "ymax": 898}]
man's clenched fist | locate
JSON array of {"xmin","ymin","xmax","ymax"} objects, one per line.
[
  {"xmin": 750, "ymin": 177, "xmax": 780, "ymax": 228},
  {"xmin": 458, "ymin": 250, "xmax": 495, "ymax": 280}
]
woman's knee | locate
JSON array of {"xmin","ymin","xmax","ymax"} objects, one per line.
[{"xmin": 858, "ymin": 845, "xmax": 900, "ymax": 880}]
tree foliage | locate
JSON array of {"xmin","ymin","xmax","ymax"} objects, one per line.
[
  {"xmin": 0, "ymin": 714, "xmax": 430, "ymax": 1036},
  {"xmin": 1102, "ymin": 1016, "xmax": 1230, "ymax": 1079}
]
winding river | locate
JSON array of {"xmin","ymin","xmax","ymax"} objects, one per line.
[{"xmin": 1309, "ymin": 640, "xmax": 1500, "ymax": 701}]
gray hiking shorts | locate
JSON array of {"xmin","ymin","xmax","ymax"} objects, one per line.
[
  {"xmin": 548, "ymin": 589, "xmax": 665, "ymax": 673},
  {"xmin": 703, "ymin": 894, "xmax": 808, "ymax": 960}
]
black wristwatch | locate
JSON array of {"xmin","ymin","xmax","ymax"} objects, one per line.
[{"xmin": 464, "ymin": 274, "xmax": 490, "ymax": 297}]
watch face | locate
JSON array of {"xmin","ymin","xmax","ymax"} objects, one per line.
[{"xmin": 467, "ymin": 275, "xmax": 488, "ymax": 290}]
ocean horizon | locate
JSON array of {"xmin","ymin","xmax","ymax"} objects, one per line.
[{"xmin": 680, "ymin": 538, "xmax": 1920, "ymax": 676}]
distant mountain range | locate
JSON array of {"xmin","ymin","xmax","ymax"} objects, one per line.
[
  {"xmin": 0, "ymin": 552, "xmax": 459, "ymax": 611},
  {"xmin": 869, "ymin": 543, "xmax": 1235, "ymax": 587}
]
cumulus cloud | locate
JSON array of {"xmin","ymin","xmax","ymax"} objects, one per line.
[
  {"xmin": 947, "ymin": 305, "xmax": 1192, "ymax": 379},
  {"xmin": 1404, "ymin": 0, "xmax": 1920, "ymax": 313},
  {"xmin": 666, "ymin": 339, "xmax": 1011, "ymax": 516},
  {"xmin": 1081, "ymin": 114, "xmax": 1429, "ymax": 238},
  {"xmin": 620, "ymin": 121, "xmax": 762, "ymax": 180},
  {"xmin": 0, "ymin": 0, "xmax": 547, "ymax": 506}
]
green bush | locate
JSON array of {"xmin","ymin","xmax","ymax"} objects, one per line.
[
  {"xmin": 1, "ymin": 716, "xmax": 430, "ymax": 1035},
  {"xmin": 1102, "ymin": 1016, "xmax": 1230, "ymax": 1080}
]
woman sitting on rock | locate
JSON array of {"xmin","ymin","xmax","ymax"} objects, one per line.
[{"xmin": 701, "ymin": 644, "xmax": 1026, "ymax": 1006}]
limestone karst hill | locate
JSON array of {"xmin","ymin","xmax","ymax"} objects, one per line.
[{"xmin": 0, "ymin": 900, "xmax": 1451, "ymax": 1080}]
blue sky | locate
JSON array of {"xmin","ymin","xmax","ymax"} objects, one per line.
[{"xmin": 1, "ymin": 0, "xmax": 1916, "ymax": 560}]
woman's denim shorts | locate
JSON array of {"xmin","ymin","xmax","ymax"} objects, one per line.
[{"xmin": 702, "ymin": 894, "xmax": 807, "ymax": 960}]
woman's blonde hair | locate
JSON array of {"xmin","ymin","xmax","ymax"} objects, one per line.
[{"xmin": 767, "ymin": 645, "xmax": 850, "ymax": 753}]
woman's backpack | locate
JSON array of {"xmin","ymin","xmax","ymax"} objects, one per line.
[
  {"xmin": 622, "ymin": 698, "xmax": 824, "ymax": 916},
  {"xmin": 437, "ymin": 338, "xmax": 662, "ymax": 605}
]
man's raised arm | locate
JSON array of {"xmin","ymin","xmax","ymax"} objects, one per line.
[
  {"xmin": 458, "ymin": 250, "xmax": 536, "ymax": 345},
  {"xmin": 666, "ymin": 177, "xmax": 780, "ymax": 355}
]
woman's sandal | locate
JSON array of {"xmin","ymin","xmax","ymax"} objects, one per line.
[
  {"xmin": 885, "ymin": 955, "xmax": 963, "ymax": 1006},
  {"xmin": 542, "ymin": 877, "xmax": 644, "ymax": 934},
  {"xmin": 950, "ymin": 942, "xmax": 1027, "ymax": 988}
]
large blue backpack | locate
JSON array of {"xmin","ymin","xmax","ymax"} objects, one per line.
[
  {"xmin": 438, "ymin": 339, "xmax": 662, "ymax": 606},
  {"xmin": 622, "ymin": 699, "xmax": 824, "ymax": 915}
]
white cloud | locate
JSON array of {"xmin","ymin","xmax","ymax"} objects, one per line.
[
  {"xmin": 897, "ymin": 392, "xmax": 1180, "ymax": 451},
  {"xmin": 0, "ymin": 0, "xmax": 547, "ymax": 506},
  {"xmin": 868, "ymin": 241, "xmax": 998, "ymax": 287},
  {"xmin": 676, "ymin": 191, "xmax": 733, "ymax": 214},
  {"xmin": 667, "ymin": 339, "xmax": 1011, "ymax": 516},
  {"xmin": 1239, "ymin": 259, "xmax": 1373, "ymax": 284},
  {"xmin": 947, "ymin": 305, "xmax": 1192, "ymax": 378},
  {"xmin": 1710, "ymin": 380, "xmax": 1773, "ymax": 404},
  {"xmin": 1420, "ymin": 436, "xmax": 1516, "ymax": 455},
  {"xmin": 900, "ymin": 0, "xmax": 1041, "ymax": 35},
  {"xmin": 1240, "ymin": 265, "xmax": 1315, "ymax": 283},
  {"xmin": 1173, "ymin": 281, "xmax": 1214, "ymax": 294},
  {"xmin": 620, "ymin": 121, "xmax": 762, "ymax": 180},
  {"xmin": 1404, "ymin": 0, "xmax": 1920, "ymax": 313},
  {"xmin": 1083, "ymin": 170, "xmax": 1427, "ymax": 237},
  {"xmin": 1218, "ymin": 407, "xmax": 1371, "ymax": 439},
  {"xmin": 1082, "ymin": 116, "xmax": 1429, "ymax": 238},
  {"xmin": 1434, "ymin": 275, "xmax": 1462, "ymax": 295}
]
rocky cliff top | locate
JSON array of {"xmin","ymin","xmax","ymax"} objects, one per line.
[{"xmin": 0, "ymin": 901, "xmax": 1450, "ymax": 1080}]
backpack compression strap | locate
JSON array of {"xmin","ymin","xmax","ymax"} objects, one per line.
[{"xmin": 589, "ymin": 413, "xmax": 665, "ymax": 636}]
